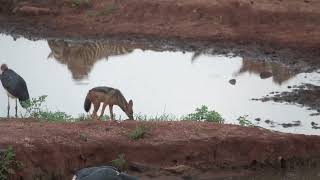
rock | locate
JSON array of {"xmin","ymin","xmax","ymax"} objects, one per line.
[
  {"xmin": 129, "ymin": 162, "xmax": 151, "ymax": 173},
  {"xmin": 162, "ymin": 165, "xmax": 194, "ymax": 174},
  {"xmin": 12, "ymin": 6, "xmax": 56, "ymax": 16},
  {"xmin": 260, "ymin": 71, "xmax": 273, "ymax": 79},
  {"xmin": 255, "ymin": 118, "xmax": 261, "ymax": 121},
  {"xmin": 311, "ymin": 122, "xmax": 318, "ymax": 126},
  {"xmin": 280, "ymin": 121, "xmax": 301, "ymax": 128},
  {"xmin": 229, "ymin": 79, "xmax": 236, "ymax": 85}
]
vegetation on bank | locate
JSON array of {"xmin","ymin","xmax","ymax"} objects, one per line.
[
  {"xmin": 128, "ymin": 123, "xmax": 148, "ymax": 140},
  {"xmin": 111, "ymin": 154, "xmax": 128, "ymax": 171},
  {"xmin": 0, "ymin": 146, "xmax": 22, "ymax": 179},
  {"xmin": 7, "ymin": 95, "xmax": 256, "ymax": 126}
]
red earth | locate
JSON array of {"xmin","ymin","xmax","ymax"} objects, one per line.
[{"xmin": 0, "ymin": 119, "xmax": 320, "ymax": 179}]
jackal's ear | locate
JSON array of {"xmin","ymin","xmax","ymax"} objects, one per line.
[{"xmin": 129, "ymin": 100, "xmax": 133, "ymax": 108}]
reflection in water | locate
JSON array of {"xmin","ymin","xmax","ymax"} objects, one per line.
[
  {"xmin": 235, "ymin": 59, "xmax": 296, "ymax": 85},
  {"xmin": 2, "ymin": 34, "xmax": 320, "ymax": 135},
  {"xmin": 47, "ymin": 40, "xmax": 134, "ymax": 80}
]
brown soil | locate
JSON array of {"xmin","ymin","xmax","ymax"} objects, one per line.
[
  {"xmin": 1, "ymin": 119, "xmax": 320, "ymax": 179},
  {"xmin": 1, "ymin": 0, "xmax": 320, "ymax": 51}
]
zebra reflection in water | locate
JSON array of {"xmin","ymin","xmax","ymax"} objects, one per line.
[{"xmin": 47, "ymin": 40, "xmax": 134, "ymax": 80}]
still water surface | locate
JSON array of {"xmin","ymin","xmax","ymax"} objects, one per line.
[{"xmin": 0, "ymin": 34, "xmax": 319, "ymax": 135}]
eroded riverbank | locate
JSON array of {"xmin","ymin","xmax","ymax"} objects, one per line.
[{"xmin": 0, "ymin": 120, "xmax": 320, "ymax": 179}]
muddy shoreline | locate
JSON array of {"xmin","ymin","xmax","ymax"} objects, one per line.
[
  {"xmin": 1, "ymin": 0, "xmax": 320, "ymax": 74},
  {"xmin": 0, "ymin": 120, "xmax": 320, "ymax": 179},
  {"xmin": 1, "ymin": 0, "xmax": 320, "ymax": 50}
]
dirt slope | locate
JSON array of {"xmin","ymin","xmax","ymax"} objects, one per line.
[{"xmin": 0, "ymin": 119, "xmax": 320, "ymax": 179}]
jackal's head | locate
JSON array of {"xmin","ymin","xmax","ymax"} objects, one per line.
[{"xmin": 126, "ymin": 100, "xmax": 134, "ymax": 120}]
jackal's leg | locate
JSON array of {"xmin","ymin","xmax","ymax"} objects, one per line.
[
  {"xmin": 99, "ymin": 103, "xmax": 107, "ymax": 119},
  {"xmin": 7, "ymin": 95, "xmax": 10, "ymax": 118},
  {"xmin": 15, "ymin": 99, "xmax": 18, "ymax": 118},
  {"xmin": 109, "ymin": 105, "xmax": 114, "ymax": 121},
  {"xmin": 92, "ymin": 103, "xmax": 99, "ymax": 120}
]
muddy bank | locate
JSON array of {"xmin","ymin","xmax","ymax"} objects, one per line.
[
  {"xmin": 1, "ymin": 0, "xmax": 320, "ymax": 75},
  {"xmin": 1, "ymin": 0, "xmax": 320, "ymax": 51},
  {"xmin": 256, "ymin": 84, "xmax": 320, "ymax": 120},
  {"xmin": 0, "ymin": 120, "xmax": 320, "ymax": 179}
]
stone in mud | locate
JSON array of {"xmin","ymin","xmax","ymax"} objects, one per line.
[
  {"xmin": 260, "ymin": 71, "xmax": 273, "ymax": 79},
  {"xmin": 12, "ymin": 6, "xmax": 55, "ymax": 16},
  {"xmin": 229, "ymin": 79, "xmax": 236, "ymax": 85},
  {"xmin": 162, "ymin": 165, "xmax": 194, "ymax": 174},
  {"xmin": 280, "ymin": 121, "xmax": 301, "ymax": 128}
]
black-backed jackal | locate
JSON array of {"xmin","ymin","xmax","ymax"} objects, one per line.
[{"xmin": 84, "ymin": 86, "xmax": 134, "ymax": 120}]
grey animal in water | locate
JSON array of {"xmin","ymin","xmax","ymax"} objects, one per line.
[
  {"xmin": 72, "ymin": 166, "xmax": 139, "ymax": 180},
  {"xmin": 0, "ymin": 64, "xmax": 30, "ymax": 117}
]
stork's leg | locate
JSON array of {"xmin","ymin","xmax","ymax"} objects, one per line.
[
  {"xmin": 109, "ymin": 105, "xmax": 114, "ymax": 121},
  {"xmin": 7, "ymin": 95, "xmax": 10, "ymax": 118},
  {"xmin": 15, "ymin": 99, "xmax": 18, "ymax": 118}
]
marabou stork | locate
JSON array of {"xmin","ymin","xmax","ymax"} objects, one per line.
[
  {"xmin": 72, "ymin": 166, "xmax": 139, "ymax": 180},
  {"xmin": 0, "ymin": 64, "xmax": 30, "ymax": 117}
]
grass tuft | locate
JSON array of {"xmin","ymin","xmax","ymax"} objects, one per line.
[
  {"xmin": 128, "ymin": 123, "xmax": 148, "ymax": 140},
  {"xmin": 111, "ymin": 154, "xmax": 128, "ymax": 171}
]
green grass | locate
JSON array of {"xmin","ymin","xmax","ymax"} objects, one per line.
[
  {"xmin": 134, "ymin": 113, "xmax": 178, "ymax": 121},
  {"xmin": 0, "ymin": 146, "xmax": 23, "ymax": 179},
  {"xmin": 111, "ymin": 154, "xmax": 128, "ymax": 171},
  {"xmin": 128, "ymin": 123, "xmax": 148, "ymax": 140}
]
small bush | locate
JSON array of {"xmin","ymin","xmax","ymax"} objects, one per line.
[
  {"xmin": 111, "ymin": 154, "xmax": 127, "ymax": 171},
  {"xmin": 128, "ymin": 124, "xmax": 147, "ymax": 140},
  {"xmin": 0, "ymin": 146, "xmax": 23, "ymax": 179},
  {"xmin": 237, "ymin": 115, "xmax": 254, "ymax": 127},
  {"xmin": 183, "ymin": 105, "xmax": 224, "ymax": 123},
  {"xmin": 21, "ymin": 95, "xmax": 47, "ymax": 117}
]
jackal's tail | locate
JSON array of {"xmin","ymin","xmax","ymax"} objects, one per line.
[{"xmin": 84, "ymin": 91, "xmax": 92, "ymax": 112}]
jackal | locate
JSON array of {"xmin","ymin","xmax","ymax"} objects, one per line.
[{"xmin": 84, "ymin": 86, "xmax": 134, "ymax": 120}]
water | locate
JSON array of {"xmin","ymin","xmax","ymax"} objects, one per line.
[{"xmin": 0, "ymin": 34, "xmax": 320, "ymax": 135}]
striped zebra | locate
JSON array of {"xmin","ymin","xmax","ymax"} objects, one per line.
[{"xmin": 47, "ymin": 40, "xmax": 134, "ymax": 80}]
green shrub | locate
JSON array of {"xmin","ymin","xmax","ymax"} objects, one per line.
[
  {"xmin": 128, "ymin": 124, "xmax": 147, "ymax": 140},
  {"xmin": 21, "ymin": 95, "xmax": 47, "ymax": 117},
  {"xmin": 183, "ymin": 105, "xmax": 224, "ymax": 123},
  {"xmin": 237, "ymin": 115, "xmax": 254, "ymax": 127},
  {"xmin": 111, "ymin": 154, "xmax": 127, "ymax": 171},
  {"xmin": 0, "ymin": 146, "xmax": 23, "ymax": 179}
]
